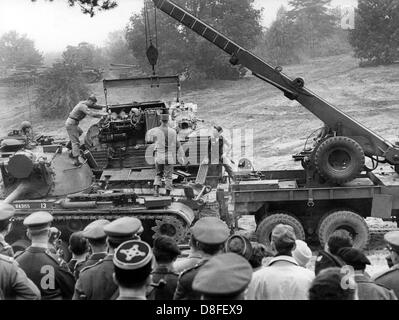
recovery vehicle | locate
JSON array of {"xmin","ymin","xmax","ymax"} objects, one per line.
[{"xmin": 153, "ymin": 0, "xmax": 399, "ymax": 248}]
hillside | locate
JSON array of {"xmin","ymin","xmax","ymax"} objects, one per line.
[{"xmin": 1, "ymin": 54, "xmax": 399, "ymax": 170}]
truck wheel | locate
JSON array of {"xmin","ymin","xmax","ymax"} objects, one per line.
[
  {"xmin": 314, "ymin": 136, "xmax": 364, "ymax": 184},
  {"xmin": 256, "ymin": 213, "xmax": 305, "ymax": 248},
  {"xmin": 318, "ymin": 209, "xmax": 370, "ymax": 249}
]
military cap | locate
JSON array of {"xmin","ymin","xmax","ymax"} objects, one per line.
[
  {"xmin": 192, "ymin": 253, "xmax": 252, "ymax": 297},
  {"xmin": 23, "ymin": 211, "xmax": 53, "ymax": 232},
  {"xmin": 225, "ymin": 234, "xmax": 253, "ymax": 260},
  {"xmin": 104, "ymin": 217, "xmax": 143, "ymax": 243},
  {"xmin": 384, "ymin": 231, "xmax": 399, "ymax": 253},
  {"xmin": 113, "ymin": 240, "xmax": 153, "ymax": 270},
  {"xmin": 191, "ymin": 217, "xmax": 230, "ymax": 245},
  {"xmin": 271, "ymin": 224, "xmax": 296, "ymax": 247},
  {"xmin": 336, "ymin": 247, "xmax": 370, "ymax": 270},
  {"xmin": 82, "ymin": 219, "xmax": 110, "ymax": 240},
  {"xmin": 0, "ymin": 203, "xmax": 15, "ymax": 221}
]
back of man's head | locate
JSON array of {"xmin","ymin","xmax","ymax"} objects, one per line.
[
  {"xmin": 336, "ymin": 247, "xmax": 370, "ymax": 271},
  {"xmin": 69, "ymin": 232, "xmax": 89, "ymax": 256},
  {"xmin": 153, "ymin": 235, "xmax": 181, "ymax": 264},
  {"xmin": 309, "ymin": 267, "xmax": 357, "ymax": 300},
  {"xmin": 327, "ymin": 230, "xmax": 353, "ymax": 255},
  {"xmin": 271, "ymin": 224, "xmax": 296, "ymax": 255},
  {"xmin": 248, "ymin": 242, "xmax": 274, "ymax": 269}
]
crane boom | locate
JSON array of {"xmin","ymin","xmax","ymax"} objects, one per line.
[{"xmin": 152, "ymin": 0, "xmax": 399, "ymax": 165}]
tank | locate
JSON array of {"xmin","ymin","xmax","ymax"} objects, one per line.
[{"xmin": 0, "ymin": 76, "xmax": 230, "ymax": 259}]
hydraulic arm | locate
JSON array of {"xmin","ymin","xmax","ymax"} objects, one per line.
[{"xmin": 152, "ymin": 0, "xmax": 399, "ymax": 168}]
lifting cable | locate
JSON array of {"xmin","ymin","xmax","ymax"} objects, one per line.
[{"xmin": 144, "ymin": 0, "xmax": 159, "ymax": 75}]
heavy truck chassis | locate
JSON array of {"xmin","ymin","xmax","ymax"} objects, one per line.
[{"xmin": 152, "ymin": 0, "xmax": 399, "ymax": 249}]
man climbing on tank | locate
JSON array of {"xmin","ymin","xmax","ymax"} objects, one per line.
[
  {"xmin": 65, "ymin": 95, "xmax": 107, "ymax": 166},
  {"xmin": 146, "ymin": 109, "xmax": 186, "ymax": 197}
]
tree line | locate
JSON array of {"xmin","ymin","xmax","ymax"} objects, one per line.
[{"xmin": 0, "ymin": 0, "xmax": 397, "ymax": 119}]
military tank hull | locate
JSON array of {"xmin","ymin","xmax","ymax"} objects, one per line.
[{"xmin": 0, "ymin": 141, "xmax": 223, "ymax": 257}]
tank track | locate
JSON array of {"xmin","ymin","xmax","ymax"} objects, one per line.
[{"xmin": 13, "ymin": 212, "xmax": 190, "ymax": 245}]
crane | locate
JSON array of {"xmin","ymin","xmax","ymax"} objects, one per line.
[{"xmin": 152, "ymin": 0, "xmax": 399, "ymax": 186}]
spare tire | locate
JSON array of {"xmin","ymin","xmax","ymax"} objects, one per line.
[
  {"xmin": 317, "ymin": 209, "xmax": 370, "ymax": 249},
  {"xmin": 314, "ymin": 136, "xmax": 365, "ymax": 184},
  {"xmin": 256, "ymin": 213, "xmax": 305, "ymax": 248}
]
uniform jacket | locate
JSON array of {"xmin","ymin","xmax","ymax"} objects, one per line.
[
  {"xmin": 173, "ymin": 252, "xmax": 203, "ymax": 274},
  {"xmin": 68, "ymin": 258, "xmax": 87, "ymax": 280},
  {"xmin": 16, "ymin": 246, "xmax": 75, "ymax": 300},
  {"xmin": 373, "ymin": 264, "xmax": 399, "ymax": 298},
  {"xmin": 173, "ymin": 259, "xmax": 209, "ymax": 300},
  {"xmin": 0, "ymin": 234, "xmax": 14, "ymax": 257},
  {"xmin": 79, "ymin": 252, "xmax": 107, "ymax": 271},
  {"xmin": 247, "ymin": 256, "xmax": 315, "ymax": 300},
  {"xmin": 0, "ymin": 253, "xmax": 41, "ymax": 300},
  {"xmin": 355, "ymin": 273, "xmax": 397, "ymax": 300},
  {"xmin": 147, "ymin": 126, "xmax": 183, "ymax": 164},
  {"xmin": 73, "ymin": 254, "xmax": 117, "ymax": 300},
  {"xmin": 314, "ymin": 250, "xmax": 346, "ymax": 275},
  {"xmin": 148, "ymin": 265, "xmax": 179, "ymax": 300}
]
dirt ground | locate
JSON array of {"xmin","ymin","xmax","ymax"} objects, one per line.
[{"xmin": 1, "ymin": 53, "xmax": 399, "ymax": 274}]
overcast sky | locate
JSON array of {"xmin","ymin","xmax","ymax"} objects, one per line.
[{"xmin": 0, "ymin": 0, "xmax": 357, "ymax": 53}]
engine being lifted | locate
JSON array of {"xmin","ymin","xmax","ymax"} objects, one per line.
[{"xmin": 84, "ymin": 75, "xmax": 224, "ymax": 190}]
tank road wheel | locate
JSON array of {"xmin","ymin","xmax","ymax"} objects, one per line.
[
  {"xmin": 314, "ymin": 136, "xmax": 365, "ymax": 184},
  {"xmin": 151, "ymin": 216, "xmax": 187, "ymax": 244},
  {"xmin": 256, "ymin": 213, "xmax": 305, "ymax": 248},
  {"xmin": 317, "ymin": 209, "xmax": 370, "ymax": 249}
]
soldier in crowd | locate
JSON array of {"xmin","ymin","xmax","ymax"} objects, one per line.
[
  {"xmin": 15, "ymin": 211, "xmax": 75, "ymax": 300},
  {"xmin": 173, "ymin": 233, "xmax": 202, "ymax": 274},
  {"xmin": 247, "ymin": 224, "xmax": 314, "ymax": 300},
  {"xmin": 113, "ymin": 240, "xmax": 154, "ymax": 300},
  {"xmin": 146, "ymin": 110, "xmax": 186, "ymax": 197},
  {"xmin": 80, "ymin": 219, "xmax": 110, "ymax": 269},
  {"xmin": 73, "ymin": 217, "xmax": 143, "ymax": 300},
  {"xmin": 148, "ymin": 235, "xmax": 181, "ymax": 300},
  {"xmin": 308, "ymin": 267, "xmax": 357, "ymax": 300},
  {"xmin": 192, "ymin": 252, "xmax": 253, "ymax": 300},
  {"xmin": 65, "ymin": 95, "xmax": 107, "ymax": 166},
  {"xmin": 20, "ymin": 121, "xmax": 36, "ymax": 148},
  {"xmin": 0, "ymin": 253, "xmax": 41, "ymax": 300},
  {"xmin": 373, "ymin": 230, "xmax": 399, "ymax": 297},
  {"xmin": 315, "ymin": 229, "xmax": 352, "ymax": 275},
  {"xmin": 174, "ymin": 217, "xmax": 230, "ymax": 300},
  {"xmin": 224, "ymin": 234, "xmax": 253, "ymax": 261},
  {"xmin": 0, "ymin": 203, "xmax": 15, "ymax": 257},
  {"xmin": 292, "ymin": 239, "xmax": 313, "ymax": 268},
  {"xmin": 337, "ymin": 247, "xmax": 397, "ymax": 300},
  {"xmin": 67, "ymin": 232, "xmax": 90, "ymax": 280}
]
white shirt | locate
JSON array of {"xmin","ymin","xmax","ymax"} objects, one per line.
[{"xmin": 247, "ymin": 256, "xmax": 315, "ymax": 300}]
